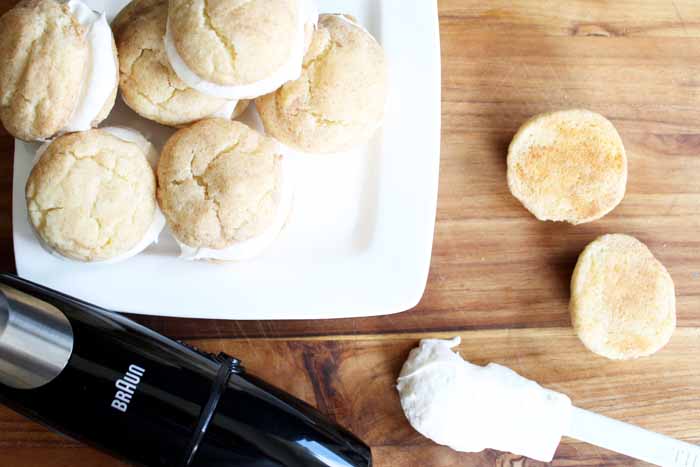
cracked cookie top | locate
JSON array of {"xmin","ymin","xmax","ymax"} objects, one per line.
[
  {"xmin": 25, "ymin": 129, "xmax": 159, "ymax": 261},
  {"xmin": 115, "ymin": 0, "xmax": 246, "ymax": 126},
  {"xmin": 0, "ymin": 0, "xmax": 88, "ymax": 141},
  {"xmin": 167, "ymin": 0, "xmax": 299, "ymax": 86},
  {"xmin": 157, "ymin": 118, "xmax": 283, "ymax": 249},
  {"xmin": 256, "ymin": 14, "xmax": 387, "ymax": 154}
]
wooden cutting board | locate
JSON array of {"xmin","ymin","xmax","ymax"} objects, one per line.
[{"xmin": 0, "ymin": 1, "xmax": 699, "ymax": 466}]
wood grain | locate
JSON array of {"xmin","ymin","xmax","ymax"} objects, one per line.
[
  {"xmin": 133, "ymin": 2, "xmax": 699, "ymax": 339},
  {"xmin": 438, "ymin": 0, "xmax": 700, "ymax": 37},
  {"xmin": 0, "ymin": 0, "xmax": 699, "ymax": 466},
  {"xmin": 0, "ymin": 1, "xmax": 699, "ymax": 338},
  {"xmin": 2, "ymin": 328, "xmax": 699, "ymax": 466}
]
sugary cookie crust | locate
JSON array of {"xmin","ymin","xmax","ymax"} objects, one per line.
[
  {"xmin": 157, "ymin": 119, "xmax": 283, "ymax": 249},
  {"xmin": 507, "ymin": 109, "xmax": 627, "ymax": 225},
  {"xmin": 570, "ymin": 234, "xmax": 676, "ymax": 360},
  {"xmin": 26, "ymin": 129, "xmax": 158, "ymax": 261},
  {"xmin": 256, "ymin": 14, "xmax": 387, "ymax": 154}
]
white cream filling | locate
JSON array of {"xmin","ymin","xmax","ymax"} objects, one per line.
[
  {"xmin": 62, "ymin": 0, "xmax": 117, "ymax": 133},
  {"xmin": 209, "ymin": 99, "xmax": 240, "ymax": 119},
  {"xmin": 164, "ymin": 0, "xmax": 318, "ymax": 99},
  {"xmin": 31, "ymin": 128, "xmax": 165, "ymax": 264},
  {"xmin": 33, "ymin": 140, "xmax": 52, "ymax": 165},
  {"xmin": 101, "ymin": 126, "xmax": 158, "ymax": 167},
  {"xmin": 177, "ymin": 152, "xmax": 294, "ymax": 261},
  {"xmin": 397, "ymin": 337, "xmax": 572, "ymax": 463},
  {"xmin": 329, "ymin": 13, "xmax": 373, "ymax": 37}
]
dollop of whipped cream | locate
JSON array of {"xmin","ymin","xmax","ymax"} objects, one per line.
[
  {"xmin": 177, "ymin": 153, "xmax": 294, "ymax": 261},
  {"xmin": 396, "ymin": 337, "xmax": 572, "ymax": 462},
  {"xmin": 164, "ymin": 0, "xmax": 318, "ymax": 99},
  {"xmin": 62, "ymin": 0, "xmax": 117, "ymax": 132},
  {"xmin": 32, "ymin": 128, "xmax": 165, "ymax": 264}
]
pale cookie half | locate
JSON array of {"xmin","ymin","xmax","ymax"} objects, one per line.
[
  {"xmin": 570, "ymin": 234, "xmax": 676, "ymax": 360},
  {"xmin": 26, "ymin": 129, "xmax": 160, "ymax": 262},
  {"xmin": 256, "ymin": 14, "xmax": 388, "ymax": 154},
  {"xmin": 0, "ymin": 0, "xmax": 87, "ymax": 141},
  {"xmin": 157, "ymin": 119, "xmax": 285, "ymax": 255},
  {"xmin": 114, "ymin": 0, "xmax": 247, "ymax": 127},
  {"xmin": 507, "ymin": 109, "xmax": 627, "ymax": 224}
]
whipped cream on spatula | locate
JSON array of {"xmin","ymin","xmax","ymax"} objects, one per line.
[
  {"xmin": 397, "ymin": 337, "xmax": 570, "ymax": 462},
  {"xmin": 397, "ymin": 337, "xmax": 700, "ymax": 466}
]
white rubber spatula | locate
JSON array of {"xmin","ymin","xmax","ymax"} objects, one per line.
[{"xmin": 567, "ymin": 407, "xmax": 700, "ymax": 467}]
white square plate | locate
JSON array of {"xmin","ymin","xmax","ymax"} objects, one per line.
[{"xmin": 12, "ymin": 0, "xmax": 441, "ymax": 319}]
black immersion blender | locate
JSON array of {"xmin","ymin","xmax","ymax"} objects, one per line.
[{"xmin": 0, "ymin": 273, "xmax": 371, "ymax": 467}]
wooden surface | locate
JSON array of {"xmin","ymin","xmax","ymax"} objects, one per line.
[
  {"xmin": 1, "ymin": 0, "xmax": 700, "ymax": 466},
  {"xmin": 2, "ymin": 330, "xmax": 700, "ymax": 466}
]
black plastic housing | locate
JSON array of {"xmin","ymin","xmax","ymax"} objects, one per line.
[{"xmin": 0, "ymin": 274, "xmax": 371, "ymax": 467}]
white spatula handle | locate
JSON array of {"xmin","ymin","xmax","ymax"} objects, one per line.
[{"xmin": 567, "ymin": 406, "xmax": 700, "ymax": 467}]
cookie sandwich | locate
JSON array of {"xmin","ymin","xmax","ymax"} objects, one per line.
[
  {"xmin": 256, "ymin": 14, "xmax": 388, "ymax": 154},
  {"xmin": 0, "ymin": 0, "xmax": 118, "ymax": 141},
  {"xmin": 26, "ymin": 127, "xmax": 165, "ymax": 262},
  {"xmin": 165, "ymin": 0, "xmax": 318, "ymax": 100},
  {"xmin": 114, "ymin": 0, "xmax": 248, "ymax": 127},
  {"xmin": 157, "ymin": 119, "xmax": 293, "ymax": 261}
]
